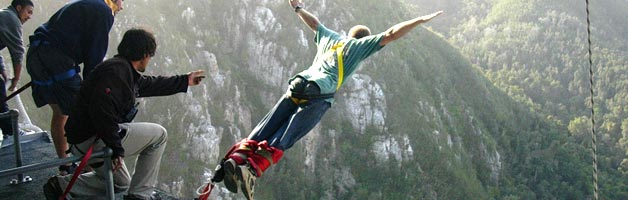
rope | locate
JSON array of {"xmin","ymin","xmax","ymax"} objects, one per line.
[
  {"xmin": 585, "ymin": 0, "xmax": 598, "ymax": 199},
  {"xmin": 195, "ymin": 182, "xmax": 215, "ymax": 200}
]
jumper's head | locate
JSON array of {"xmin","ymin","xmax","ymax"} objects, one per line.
[{"xmin": 348, "ymin": 25, "xmax": 371, "ymax": 39}]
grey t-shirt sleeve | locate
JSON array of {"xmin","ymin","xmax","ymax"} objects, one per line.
[{"xmin": 0, "ymin": 13, "xmax": 25, "ymax": 66}]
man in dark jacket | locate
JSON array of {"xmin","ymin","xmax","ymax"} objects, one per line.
[
  {"xmin": 25, "ymin": 0, "xmax": 123, "ymax": 175},
  {"xmin": 0, "ymin": 0, "xmax": 33, "ymax": 138},
  {"xmin": 43, "ymin": 28, "xmax": 205, "ymax": 200}
]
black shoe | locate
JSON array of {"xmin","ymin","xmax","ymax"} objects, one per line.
[
  {"xmin": 43, "ymin": 176, "xmax": 64, "ymax": 200},
  {"xmin": 222, "ymin": 158, "xmax": 240, "ymax": 193},
  {"xmin": 2, "ymin": 130, "xmax": 24, "ymax": 140},
  {"xmin": 211, "ymin": 161, "xmax": 225, "ymax": 183},
  {"xmin": 236, "ymin": 164, "xmax": 256, "ymax": 200},
  {"xmin": 58, "ymin": 163, "xmax": 77, "ymax": 176}
]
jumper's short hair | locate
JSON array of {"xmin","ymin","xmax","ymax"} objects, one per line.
[
  {"xmin": 348, "ymin": 25, "xmax": 371, "ymax": 39},
  {"xmin": 11, "ymin": 0, "xmax": 34, "ymax": 8},
  {"xmin": 117, "ymin": 28, "xmax": 157, "ymax": 61}
]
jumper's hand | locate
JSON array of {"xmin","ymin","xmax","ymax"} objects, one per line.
[
  {"xmin": 421, "ymin": 11, "xmax": 444, "ymax": 22},
  {"xmin": 289, "ymin": 0, "xmax": 304, "ymax": 9},
  {"xmin": 188, "ymin": 70, "xmax": 205, "ymax": 86}
]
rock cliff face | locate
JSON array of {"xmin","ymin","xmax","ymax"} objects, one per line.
[{"xmin": 14, "ymin": 0, "xmax": 578, "ymax": 199}]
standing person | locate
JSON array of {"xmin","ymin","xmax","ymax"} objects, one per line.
[
  {"xmin": 42, "ymin": 28, "xmax": 206, "ymax": 200},
  {"xmin": 0, "ymin": 0, "xmax": 33, "ymax": 139},
  {"xmin": 25, "ymin": 0, "xmax": 123, "ymax": 175},
  {"xmin": 212, "ymin": 0, "xmax": 443, "ymax": 199}
]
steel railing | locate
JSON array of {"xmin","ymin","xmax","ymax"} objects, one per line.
[{"xmin": 0, "ymin": 110, "xmax": 115, "ymax": 199}]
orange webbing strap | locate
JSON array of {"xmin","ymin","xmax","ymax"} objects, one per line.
[
  {"xmin": 290, "ymin": 96, "xmax": 309, "ymax": 105},
  {"xmin": 104, "ymin": 0, "xmax": 120, "ymax": 15},
  {"xmin": 60, "ymin": 143, "xmax": 95, "ymax": 200}
]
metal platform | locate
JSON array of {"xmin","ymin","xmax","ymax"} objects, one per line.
[
  {"xmin": 0, "ymin": 130, "xmax": 61, "ymax": 199},
  {"xmin": 0, "ymin": 84, "xmax": 181, "ymax": 200}
]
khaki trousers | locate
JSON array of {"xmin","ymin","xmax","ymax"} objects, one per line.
[{"xmin": 56, "ymin": 122, "xmax": 168, "ymax": 199}]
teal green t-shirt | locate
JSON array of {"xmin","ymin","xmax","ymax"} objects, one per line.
[{"xmin": 293, "ymin": 24, "xmax": 385, "ymax": 102}]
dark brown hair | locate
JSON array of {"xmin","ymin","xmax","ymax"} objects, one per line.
[{"xmin": 117, "ymin": 28, "xmax": 157, "ymax": 61}]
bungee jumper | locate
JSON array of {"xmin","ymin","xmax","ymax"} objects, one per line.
[{"xmin": 202, "ymin": 0, "xmax": 443, "ymax": 199}]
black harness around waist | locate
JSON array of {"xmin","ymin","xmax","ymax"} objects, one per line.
[
  {"xmin": 288, "ymin": 90, "xmax": 334, "ymax": 100},
  {"xmin": 288, "ymin": 76, "xmax": 334, "ymax": 100},
  {"xmin": 29, "ymin": 37, "xmax": 80, "ymax": 86}
]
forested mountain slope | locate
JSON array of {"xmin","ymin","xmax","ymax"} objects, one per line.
[
  {"xmin": 407, "ymin": 0, "xmax": 628, "ymax": 198},
  {"xmin": 1, "ymin": 0, "xmax": 604, "ymax": 199}
]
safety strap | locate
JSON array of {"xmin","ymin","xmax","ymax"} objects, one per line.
[
  {"xmin": 30, "ymin": 38, "xmax": 80, "ymax": 86},
  {"xmin": 332, "ymin": 41, "xmax": 346, "ymax": 91},
  {"xmin": 287, "ymin": 40, "xmax": 347, "ymax": 105},
  {"xmin": 287, "ymin": 90, "xmax": 335, "ymax": 100},
  {"xmin": 30, "ymin": 39, "xmax": 49, "ymax": 48},
  {"xmin": 197, "ymin": 139, "xmax": 254, "ymax": 199},
  {"xmin": 196, "ymin": 182, "xmax": 215, "ymax": 200},
  {"xmin": 32, "ymin": 67, "xmax": 80, "ymax": 86},
  {"xmin": 60, "ymin": 141, "xmax": 97, "ymax": 200}
]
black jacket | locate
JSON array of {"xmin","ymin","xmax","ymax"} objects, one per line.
[{"xmin": 65, "ymin": 56, "xmax": 189, "ymax": 158}]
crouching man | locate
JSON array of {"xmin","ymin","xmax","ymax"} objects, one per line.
[{"xmin": 43, "ymin": 28, "xmax": 205, "ymax": 200}]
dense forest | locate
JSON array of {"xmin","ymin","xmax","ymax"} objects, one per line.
[{"xmin": 407, "ymin": 0, "xmax": 628, "ymax": 198}]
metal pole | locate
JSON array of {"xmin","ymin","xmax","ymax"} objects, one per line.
[
  {"xmin": 0, "ymin": 151, "xmax": 108, "ymax": 178},
  {"xmin": 103, "ymin": 147, "xmax": 115, "ymax": 200},
  {"xmin": 8, "ymin": 110, "xmax": 24, "ymax": 182}
]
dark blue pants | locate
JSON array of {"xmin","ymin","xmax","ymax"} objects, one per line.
[
  {"xmin": 248, "ymin": 92, "xmax": 331, "ymax": 151},
  {"xmin": 0, "ymin": 56, "xmax": 7, "ymax": 113},
  {"xmin": 0, "ymin": 76, "xmax": 7, "ymax": 112},
  {"xmin": 0, "ymin": 74, "xmax": 14, "ymax": 136}
]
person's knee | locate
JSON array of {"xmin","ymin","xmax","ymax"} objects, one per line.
[
  {"xmin": 112, "ymin": 167, "xmax": 131, "ymax": 192},
  {"xmin": 113, "ymin": 176, "xmax": 131, "ymax": 193},
  {"xmin": 159, "ymin": 124, "xmax": 167, "ymax": 138},
  {"xmin": 155, "ymin": 124, "xmax": 168, "ymax": 144}
]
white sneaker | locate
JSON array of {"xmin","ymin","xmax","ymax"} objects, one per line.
[{"xmin": 236, "ymin": 164, "xmax": 256, "ymax": 200}]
